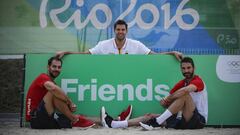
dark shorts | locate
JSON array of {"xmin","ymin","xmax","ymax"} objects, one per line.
[
  {"xmin": 30, "ymin": 100, "xmax": 72, "ymax": 129},
  {"xmin": 166, "ymin": 109, "xmax": 206, "ymax": 129}
]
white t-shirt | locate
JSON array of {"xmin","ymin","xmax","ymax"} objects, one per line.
[
  {"xmin": 190, "ymin": 83, "xmax": 208, "ymax": 122},
  {"xmin": 89, "ymin": 38, "xmax": 151, "ymax": 54}
]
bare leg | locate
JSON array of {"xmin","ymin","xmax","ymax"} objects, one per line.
[
  {"xmin": 43, "ymin": 92, "xmax": 54, "ymax": 115},
  {"xmin": 128, "ymin": 114, "xmax": 160, "ymax": 126},
  {"xmin": 44, "ymin": 91, "xmax": 100, "ymax": 124},
  {"xmin": 167, "ymin": 95, "xmax": 186, "ymax": 114},
  {"xmin": 168, "ymin": 94, "xmax": 195, "ymax": 122},
  {"xmin": 181, "ymin": 94, "xmax": 195, "ymax": 122},
  {"xmin": 43, "ymin": 92, "xmax": 77, "ymax": 122}
]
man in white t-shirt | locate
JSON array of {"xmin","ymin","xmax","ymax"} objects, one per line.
[{"xmin": 56, "ymin": 20, "xmax": 183, "ymax": 61}]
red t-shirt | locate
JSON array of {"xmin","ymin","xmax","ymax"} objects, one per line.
[
  {"xmin": 170, "ymin": 75, "xmax": 204, "ymax": 94},
  {"xmin": 25, "ymin": 73, "xmax": 52, "ymax": 121}
]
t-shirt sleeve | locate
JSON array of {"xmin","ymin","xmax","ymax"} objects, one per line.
[
  {"xmin": 89, "ymin": 42, "xmax": 102, "ymax": 54},
  {"xmin": 190, "ymin": 77, "xmax": 204, "ymax": 92},
  {"xmin": 169, "ymin": 80, "xmax": 184, "ymax": 94},
  {"xmin": 38, "ymin": 74, "xmax": 51, "ymax": 89},
  {"xmin": 137, "ymin": 41, "xmax": 151, "ymax": 54}
]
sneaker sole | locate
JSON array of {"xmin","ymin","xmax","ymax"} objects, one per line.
[
  {"xmin": 101, "ymin": 106, "xmax": 109, "ymax": 128},
  {"xmin": 125, "ymin": 105, "xmax": 132, "ymax": 120},
  {"xmin": 72, "ymin": 123, "xmax": 95, "ymax": 130},
  {"xmin": 139, "ymin": 122, "xmax": 153, "ymax": 131}
]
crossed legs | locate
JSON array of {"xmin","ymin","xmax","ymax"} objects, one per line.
[
  {"xmin": 168, "ymin": 93, "xmax": 195, "ymax": 122},
  {"xmin": 127, "ymin": 93, "xmax": 195, "ymax": 127},
  {"xmin": 43, "ymin": 91, "xmax": 77, "ymax": 122},
  {"xmin": 42, "ymin": 91, "xmax": 196, "ymax": 128}
]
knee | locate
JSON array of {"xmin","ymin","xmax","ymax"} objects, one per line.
[
  {"xmin": 181, "ymin": 92, "xmax": 191, "ymax": 99},
  {"xmin": 43, "ymin": 92, "xmax": 54, "ymax": 101},
  {"xmin": 183, "ymin": 93, "xmax": 192, "ymax": 100},
  {"xmin": 176, "ymin": 93, "xmax": 191, "ymax": 101}
]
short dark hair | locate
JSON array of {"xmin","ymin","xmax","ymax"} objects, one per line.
[
  {"xmin": 48, "ymin": 56, "xmax": 62, "ymax": 66},
  {"xmin": 114, "ymin": 19, "xmax": 128, "ymax": 30},
  {"xmin": 181, "ymin": 57, "xmax": 195, "ymax": 68}
]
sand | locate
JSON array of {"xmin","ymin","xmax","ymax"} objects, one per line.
[{"xmin": 1, "ymin": 121, "xmax": 240, "ymax": 135}]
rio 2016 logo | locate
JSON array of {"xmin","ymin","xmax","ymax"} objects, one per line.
[{"xmin": 40, "ymin": 0, "xmax": 200, "ymax": 30}]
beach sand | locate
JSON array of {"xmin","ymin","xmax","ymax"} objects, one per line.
[{"xmin": 1, "ymin": 121, "xmax": 240, "ymax": 135}]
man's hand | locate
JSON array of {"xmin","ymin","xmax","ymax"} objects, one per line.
[
  {"xmin": 172, "ymin": 51, "xmax": 183, "ymax": 61},
  {"xmin": 160, "ymin": 97, "xmax": 171, "ymax": 108},
  {"xmin": 65, "ymin": 98, "xmax": 77, "ymax": 112},
  {"xmin": 69, "ymin": 102, "xmax": 77, "ymax": 112},
  {"xmin": 64, "ymin": 98, "xmax": 77, "ymax": 112},
  {"xmin": 153, "ymin": 51, "xmax": 183, "ymax": 61}
]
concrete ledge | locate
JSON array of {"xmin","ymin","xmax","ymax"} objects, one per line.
[{"xmin": 0, "ymin": 113, "xmax": 20, "ymax": 122}]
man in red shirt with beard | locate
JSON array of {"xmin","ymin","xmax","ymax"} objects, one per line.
[
  {"xmin": 101, "ymin": 57, "xmax": 208, "ymax": 130},
  {"xmin": 140, "ymin": 57, "xmax": 208, "ymax": 130},
  {"xmin": 25, "ymin": 56, "xmax": 95, "ymax": 129}
]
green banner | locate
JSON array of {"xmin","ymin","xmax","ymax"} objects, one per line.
[{"xmin": 24, "ymin": 54, "xmax": 240, "ymax": 125}]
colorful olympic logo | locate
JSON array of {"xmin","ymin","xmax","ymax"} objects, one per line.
[{"xmin": 227, "ymin": 61, "xmax": 240, "ymax": 68}]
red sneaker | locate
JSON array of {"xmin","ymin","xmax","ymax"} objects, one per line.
[
  {"xmin": 118, "ymin": 105, "xmax": 132, "ymax": 121},
  {"xmin": 72, "ymin": 115, "xmax": 95, "ymax": 129}
]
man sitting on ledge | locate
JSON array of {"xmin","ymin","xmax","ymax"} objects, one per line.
[
  {"xmin": 101, "ymin": 57, "xmax": 208, "ymax": 130},
  {"xmin": 25, "ymin": 56, "xmax": 133, "ymax": 129}
]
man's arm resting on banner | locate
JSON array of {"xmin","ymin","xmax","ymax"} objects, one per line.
[
  {"xmin": 149, "ymin": 51, "xmax": 183, "ymax": 61},
  {"xmin": 56, "ymin": 51, "xmax": 91, "ymax": 58}
]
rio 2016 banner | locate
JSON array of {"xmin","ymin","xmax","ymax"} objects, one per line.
[
  {"xmin": 24, "ymin": 54, "xmax": 240, "ymax": 126},
  {"xmin": 0, "ymin": 0, "xmax": 239, "ymax": 54}
]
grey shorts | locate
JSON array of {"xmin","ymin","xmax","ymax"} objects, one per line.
[
  {"xmin": 166, "ymin": 108, "xmax": 206, "ymax": 129},
  {"xmin": 30, "ymin": 100, "xmax": 72, "ymax": 129}
]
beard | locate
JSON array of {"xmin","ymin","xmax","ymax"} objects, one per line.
[
  {"xmin": 116, "ymin": 34, "xmax": 126, "ymax": 41},
  {"xmin": 183, "ymin": 72, "xmax": 194, "ymax": 79},
  {"xmin": 49, "ymin": 71, "xmax": 59, "ymax": 79}
]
